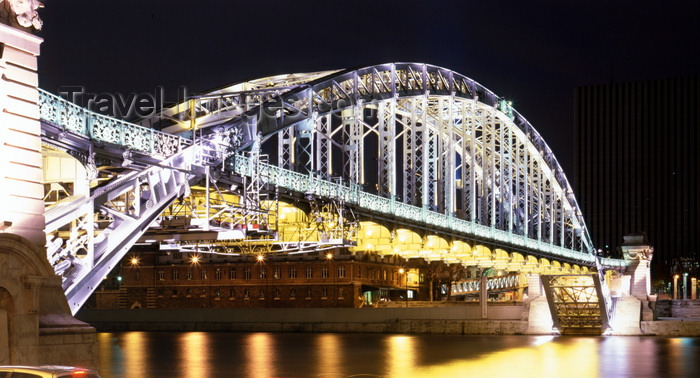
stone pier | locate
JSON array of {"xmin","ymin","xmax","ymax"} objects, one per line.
[
  {"xmin": 608, "ymin": 234, "xmax": 654, "ymax": 334},
  {"xmin": 1, "ymin": 12, "xmax": 97, "ymax": 368}
]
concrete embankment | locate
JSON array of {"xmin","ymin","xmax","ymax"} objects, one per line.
[
  {"xmin": 77, "ymin": 306, "xmax": 528, "ymax": 335},
  {"xmin": 77, "ymin": 305, "xmax": 700, "ymax": 336}
]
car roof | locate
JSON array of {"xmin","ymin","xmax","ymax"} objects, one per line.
[{"xmin": 0, "ymin": 365, "xmax": 99, "ymax": 376}]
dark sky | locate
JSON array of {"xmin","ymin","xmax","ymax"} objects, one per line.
[{"xmin": 36, "ymin": 0, "xmax": 700, "ymax": 176}]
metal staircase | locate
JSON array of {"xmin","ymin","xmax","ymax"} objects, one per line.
[{"xmin": 540, "ymin": 273, "xmax": 612, "ymax": 335}]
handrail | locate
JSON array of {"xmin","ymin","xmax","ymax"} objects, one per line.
[
  {"xmin": 232, "ymin": 154, "xmax": 626, "ymax": 268},
  {"xmin": 38, "ymin": 89, "xmax": 191, "ymax": 157}
]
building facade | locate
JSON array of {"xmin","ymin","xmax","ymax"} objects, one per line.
[
  {"xmin": 575, "ymin": 76, "xmax": 700, "ymax": 280},
  {"xmin": 93, "ymin": 249, "xmax": 425, "ymax": 309}
]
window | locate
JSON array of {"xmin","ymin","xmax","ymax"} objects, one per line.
[
  {"xmin": 289, "ymin": 266, "xmax": 297, "ymax": 279},
  {"xmin": 215, "ymin": 268, "xmax": 222, "ymax": 280},
  {"xmin": 173, "ymin": 252, "xmax": 182, "ymax": 260},
  {"xmin": 337, "ymin": 265, "xmax": 346, "ymax": 278},
  {"xmin": 305, "ymin": 266, "xmax": 313, "ymax": 279},
  {"xmin": 229, "ymin": 288, "xmax": 235, "ymax": 298},
  {"xmin": 229, "ymin": 268, "xmax": 236, "ymax": 279},
  {"xmin": 274, "ymin": 288, "xmax": 281, "ymax": 298},
  {"xmin": 158, "ymin": 270, "xmax": 165, "ymax": 281},
  {"xmin": 290, "ymin": 289, "xmax": 296, "ymax": 298},
  {"xmin": 383, "ymin": 270, "xmax": 387, "ymax": 280},
  {"xmin": 321, "ymin": 265, "xmax": 329, "ymax": 278},
  {"xmin": 306, "ymin": 289, "xmax": 312, "ymax": 298},
  {"xmin": 339, "ymin": 288, "xmax": 344, "ymax": 298},
  {"xmin": 200, "ymin": 269, "xmax": 207, "ymax": 280},
  {"xmin": 186, "ymin": 269, "xmax": 192, "ymax": 280},
  {"xmin": 172, "ymin": 269, "xmax": 179, "ymax": 281},
  {"xmin": 259, "ymin": 267, "xmax": 267, "ymax": 279},
  {"xmin": 274, "ymin": 267, "xmax": 281, "ymax": 279},
  {"xmin": 357, "ymin": 267, "xmax": 361, "ymax": 278},
  {"xmin": 135, "ymin": 269, "xmax": 141, "ymax": 281},
  {"xmin": 322, "ymin": 288, "xmax": 328, "ymax": 298},
  {"xmin": 215, "ymin": 288, "xmax": 221, "ymax": 298},
  {"xmin": 244, "ymin": 289, "xmax": 250, "ymax": 298},
  {"xmin": 259, "ymin": 289, "xmax": 265, "ymax": 298},
  {"xmin": 244, "ymin": 267, "xmax": 251, "ymax": 279}
]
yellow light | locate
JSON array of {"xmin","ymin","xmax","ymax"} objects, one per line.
[
  {"xmin": 130, "ymin": 257, "xmax": 139, "ymax": 266},
  {"xmin": 326, "ymin": 253, "xmax": 333, "ymax": 260},
  {"xmin": 257, "ymin": 255, "xmax": 265, "ymax": 262},
  {"xmin": 366, "ymin": 229, "xmax": 373, "ymax": 236},
  {"xmin": 399, "ymin": 268, "xmax": 405, "ymax": 274},
  {"xmin": 191, "ymin": 255, "xmax": 200, "ymax": 264}
]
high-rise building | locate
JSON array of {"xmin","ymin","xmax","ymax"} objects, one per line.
[{"xmin": 575, "ymin": 76, "xmax": 700, "ymax": 281}]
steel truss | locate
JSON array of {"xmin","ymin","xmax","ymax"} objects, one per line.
[{"xmin": 190, "ymin": 63, "xmax": 591, "ymax": 254}]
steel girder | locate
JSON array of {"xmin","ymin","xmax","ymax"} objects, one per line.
[
  {"xmin": 200, "ymin": 63, "xmax": 591, "ymax": 256},
  {"xmin": 140, "ymin": 63, "xmax": 594, "ymax": 261}
]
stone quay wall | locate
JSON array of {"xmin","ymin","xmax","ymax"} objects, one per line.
[{"xmin": 78, "ymin": 306, "xmax": 529, "ymax": 335}]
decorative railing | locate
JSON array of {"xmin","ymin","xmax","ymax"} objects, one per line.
[
  {"xmin": 233, "ymin": 154, "xmax": 625, "ymax": 268},
  {"xmin": 38, "ymin": 89, "xmax": 190, "ymax": 157}
]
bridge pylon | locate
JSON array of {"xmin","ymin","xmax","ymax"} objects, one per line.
[{"xmin": 0, "ymin": 21, "xmax": 97, "ymax": 368}]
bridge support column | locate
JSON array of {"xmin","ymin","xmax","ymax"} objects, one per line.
[
  {"xmin": 525, "ymin": 274, "xmax": 554, "ymax": 334},
  {"xmin": 619, "ymin": 234, "xmax": 654, "ymax": 321},
  {"xmin": 479, "ymin": 276, "xmax": 487, "ymax": 319},
  {"xmin": 0, "ymin": 22, "xmax": 97, "ymax": 368}
]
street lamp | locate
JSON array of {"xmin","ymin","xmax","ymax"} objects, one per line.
[
  {"xmin": 399, "ymin": 268, "xmax": 407, "ymax": 308},
  {"xmin": 673, "ymin": 274, "xmax": 679, "ymax": 299},
  {"xmin": 256, "ymin": 255, "xmax": 268, "ymax": 307},
  {"xmin": 326, "ymin": 252, "xmax": 335, "ymax": 305}
]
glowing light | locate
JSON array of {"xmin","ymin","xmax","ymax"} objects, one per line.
[
  {"xmin": 257, "ymin": 255, "xmax": 265, "ymax": 262},
  {"xmin": 130, "ymin": 257, "xmax": 140, "ymax": 266},
  {"xmin": 399, "ymin": 268, "xmax": 405, "ymax": 274},
  {"xmin": 191, "ymin": 255, "xmax": 200, "ymax": 264},
  {"xmin": 326, "ymin": 253, "xmax": 334, "ymax": 260}
]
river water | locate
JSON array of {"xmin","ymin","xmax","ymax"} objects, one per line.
[{"xmin": 96, "ymin": 332, "xmax": 700, "ymax": 378}]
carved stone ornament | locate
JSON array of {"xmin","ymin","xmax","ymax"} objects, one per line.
[{"xmin": 0, "ymin": 0, "xmax": 43, "ymax": 31}]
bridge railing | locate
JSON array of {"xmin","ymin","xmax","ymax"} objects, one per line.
[
  {"xmin": 232, "ymin": 154, "xmax": 625, "ymax": 268},
  {"xmin": 39, "ymin": 89, "xmax": 191, "ymax": 157}
]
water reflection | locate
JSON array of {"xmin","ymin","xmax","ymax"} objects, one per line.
[
  {"xmin": 386, "ymin": 336, "xmax": 416, "ymax": 377},
  {"xmin": 178, "ymin": 332, "xmax": 211, "ymax": 378},
  {"xmin": 243, "ymin": 332, "xmax": 276, "ymax": 378},
  {"xmin": 315, "ymin": 334, "xmax": 343, "ymax": 377},
  {"xmin": 123, "ymin": 332, "xmax": 147, "ymax": 378},
  {"xmin": 97, "ymin": 332, "xmax": 700, "ymax": 378}
]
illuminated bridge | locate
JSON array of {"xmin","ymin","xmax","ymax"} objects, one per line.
[{"xmin": 37, "ymin": 63, "xmax": 632, "ymax": 332}]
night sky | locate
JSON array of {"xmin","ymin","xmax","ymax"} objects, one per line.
[{"xmin": 36, "ymin": 0, "xmax": 700, "ymax": 177}]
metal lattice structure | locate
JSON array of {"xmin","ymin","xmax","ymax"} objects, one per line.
[
  {"xmin": 37, "ymin": 62, "xmax": 628, "ymax": 315},
  {"xmin": 173, "ymin": 63, "xmax": 603, "ymax": 259},
  {"xmin": 541, "ymin": 274, "xmax": 610, "ymax": 334}
]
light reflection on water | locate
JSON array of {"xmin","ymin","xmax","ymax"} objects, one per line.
[{"xmin": 97, "ymin": 332, "xmax": 700, "ymax": 378}]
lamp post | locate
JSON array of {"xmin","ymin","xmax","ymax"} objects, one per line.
[
  {"xmin": 683, "ymin": 273, "xmax": 688, "ymax": 300},
  {"xmin": 257, "ymin": 254, "xmax": 268, "ymax": 307},
  {"xmin": 326, "ymin": 253, "xmax": 335, "ymax": 306},
  {"xmin": 673, "ymin": 274, "xmax": 679, "ymax": 299},
  {"xmin": 399, "ymin": 268, "xmax": 407, "ymax": 308}
]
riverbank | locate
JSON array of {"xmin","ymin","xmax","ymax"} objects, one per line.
[
  {"xmin": 77, "ymin": 306, "xmax": 528, "ymax": 335},
  {"xmin": 77, "ymin": 307, "xmax": 700, "ymax": 336}
]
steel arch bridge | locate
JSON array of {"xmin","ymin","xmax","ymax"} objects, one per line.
[{"xmin": 38, "ymin": 63, "xmax": 625, "ymax": 315}]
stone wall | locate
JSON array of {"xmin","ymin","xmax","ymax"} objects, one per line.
[{"xmin": 78, "ymin": 306, "xmax": 528, "ymax": 335}]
